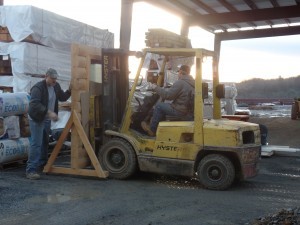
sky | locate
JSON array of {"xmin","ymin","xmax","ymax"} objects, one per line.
[{"xmin": 3, "ymin": 0, "xmax": 300, "ymax": 83}]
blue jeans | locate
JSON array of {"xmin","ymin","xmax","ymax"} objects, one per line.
[
  {"xmin": 150, "ymin": 102, "xmax": 186, "ymax": 133},
  {"xmin": 26, "ymin": 119, "xmax": 51, "ymax": 173}
]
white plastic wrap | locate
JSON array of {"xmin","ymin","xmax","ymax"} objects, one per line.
[
  {"xmin": 0, "ymin": 5, "xmax": 114, "ymax": 51},
  {"xmin": 0, "ymin": 42, "xmax": 71, "ymax": 92},
  {"xmin": 223, "ymin": 83, "xmax": 237, "ymax": 115},
  {"xmin": 0, "ymin": 92, "xmax": 30, "ymax": 117},
  {"xmin": 3, "ymin": 115, "xmax": 20, "ymax": 139},
  {"xmin": 51, "ymin": 110, "xmax": 71, "ymax": 130},
  {"xmin": 224, "ymin": 84, "xmax": 237, "ymax": 99},
  {"xmin": 0, "ymin": 76, "xmax": 13, "ymax": 87},
  {"xmin": 0, "ymin": 137, "xmax": 29, "ymax": 164}
]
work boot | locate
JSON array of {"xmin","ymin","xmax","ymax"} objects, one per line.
[
  {"xmin": 141, "ymin": 121, "xmax": 155, "ymax": 137},
  {"xmin": 26, "ymin": 172, "xmax": 41, "ymax": 180}
]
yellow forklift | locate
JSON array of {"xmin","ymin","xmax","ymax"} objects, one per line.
[{"xmin": 97, "ymin": 48, "xmax": 261, "ymax": 190}]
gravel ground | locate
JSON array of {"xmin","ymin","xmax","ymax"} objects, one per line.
[
  {"xmin": 1, "ymin": 115, "xmax": 299, "ymax": 225},
  {"xmin": 248, "ymin": 117, "xmax": 300, "ymax": 148},
  {"xmin": 1, "ymin": 155, "xmax": 300, "ymax": 225}
]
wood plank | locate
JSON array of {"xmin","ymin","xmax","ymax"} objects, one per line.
[
  {"xmin": 44, "ymin": 113, "xmax": 74, "ymax": 172},
  {"xmin": 73, "ymin": 111, "xmax": 107, "ymax": 178},
  {"xmin": 47, "ymin": 166, "xmax": 101, "ymax": 177},
  {"xmin": 74, "ymin": 67, "xmax": 88, "ymax": 79},
  {"xmin": 71, "ymin": 128, "xmax": 82, "ymax": 168},
  {"xmin": 75, "ymin": 56, "xmax": 88, "ymax": 69},
  {"xmin": 80, "ymin": 92, "xmax": 90, "ymax": 136}
]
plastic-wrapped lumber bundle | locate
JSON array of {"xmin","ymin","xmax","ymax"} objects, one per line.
[
  {"xmin": 0, "ymin": 5, "xmax": 114, "ymax": 51},
  {"xmin": 145, "ymin": 28, "xmax": 191, "ymax": 48}
]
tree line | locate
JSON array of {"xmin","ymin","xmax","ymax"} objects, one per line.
[{"xmin": 235, "ymin": 75, "xmax": 300, "ymax": 99}]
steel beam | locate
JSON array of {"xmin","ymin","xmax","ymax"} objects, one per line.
[
  {"xmin": 120, "ymin": 0, "xmax": 133, "ymax": 50},
  {"xmin": 217, "ymin": 26, "xmax": 300, "ymax": 41},
  {"xmin": 189, "ymin": 5, "xmax": 300, "ymax": 26}
]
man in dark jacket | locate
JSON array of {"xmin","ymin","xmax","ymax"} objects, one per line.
[
  {"xmin": 141, "ymin": 65, "xmax": 194, "ymax": 136},
  {"xmin": 26, "ymin": 68, "xmax": 71, "ymax": 179}
]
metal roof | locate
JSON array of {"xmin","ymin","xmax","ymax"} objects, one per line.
[{"xmin": 138, "ymin": 0, "xmax": 300, "ymax": 40}]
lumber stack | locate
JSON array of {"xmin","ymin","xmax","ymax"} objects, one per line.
[
  {"xmin": 70, "ymin": 44, "xmax": 102, "ymax": 168},
  {"xmin": 43, "ymin": 43, "xmax": 108, "ymax": 178},
  {"xmin": 145, "ymin": 29, "xmax": 191, "ymax": 48},
  {"xmin": 0, "ymin": 5, "xmax": 113, "ymax": 169},
  {"xmin": 0, "ymin": 27, "xmax": 35, "ymax": 43},
  {"xmin": 0, "ymin": 5, "xmax": 114, "ymax": 93},
  {"xmin": 0, "ymin": 27, "xmax": 13, "ymax": 42}
]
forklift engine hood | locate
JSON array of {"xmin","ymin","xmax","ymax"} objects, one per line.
[{"xmin": 203, "ymin": 119, "xmax": 261, "ymax": 147}]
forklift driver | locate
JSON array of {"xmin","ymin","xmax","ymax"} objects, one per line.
[{"xmin": 141, "ymin": 65, "xmax": 194, "ymax": 136}]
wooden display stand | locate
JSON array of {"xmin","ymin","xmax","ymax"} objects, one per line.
[
  {"xmin": 43, "ymin": 110, "xmax": 108, "ymax": 177},
  {"xmin": 43, "ymin": 43, "xmax": 108, "ymax": 178}
]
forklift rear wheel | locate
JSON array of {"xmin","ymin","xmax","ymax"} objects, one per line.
[
  {"xmin": 197, "ymin": 154, "xmax": 235, "ymax": 190},
  {"xmin": 98, "ymin": 138, "xmax": 137, "ymax": 179}
]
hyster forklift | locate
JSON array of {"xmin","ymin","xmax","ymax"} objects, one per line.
[{"xmin": 97, "ymin": 48, "xmax": 261, "ymax": 190}]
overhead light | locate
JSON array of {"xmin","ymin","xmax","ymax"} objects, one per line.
[
  {"xmin": 227, "ymin": 28, "xmax": 238, "ymax": 32},
  {"xmin": 272, "ymin": 24, "xmax": 288, "ymax": 28},
  {"xmin": 239, "ymin": 27, "xmax": 254, "ymax": 31},
  {"xmin": 214, "ymin": 30, "xmax": 224, "ymax": 33},
  {"xmin": 255, "ymin": 25, "xmax": 271, "ymax": 30},
  {"xmin": 290, "ymin": 22, "xmax": 300, "ymax": 26}
]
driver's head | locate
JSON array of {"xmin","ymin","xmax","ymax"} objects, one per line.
[{"xmin": 178, "ymin": 65, "xmax": 190, "ymax": 76}]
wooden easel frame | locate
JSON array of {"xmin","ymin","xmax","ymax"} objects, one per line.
[{"xmin": 43, "ymin": 110, "xmax": 108, "ymax": 178}]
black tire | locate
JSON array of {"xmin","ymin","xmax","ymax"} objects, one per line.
[
  {"xmin": 197, "ymin": 154, "xmax": 235, "ymax": 190},
  {"xmin": 291, "ymin": 103, "xmax": 297, "ymax": 120},
  {"xmin": 98, "ymin": 138, "xmax": 137, "ymax": 179}
]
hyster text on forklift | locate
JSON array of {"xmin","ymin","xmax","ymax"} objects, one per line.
[{"xmin": 98, "ymin": 48, "xmax": 261, "ymax": 190}]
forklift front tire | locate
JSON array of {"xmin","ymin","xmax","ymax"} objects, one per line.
[{"xmin": 98, "ymin": 138, "xmax": 137, "ymax": 179}]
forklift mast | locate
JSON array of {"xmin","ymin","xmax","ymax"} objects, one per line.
[{"xmin": 101, "ymin": 49, "xmax": 130, "ymax": 131}]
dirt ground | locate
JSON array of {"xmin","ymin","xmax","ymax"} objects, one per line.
[
  {"xmin": 1, "ymin": 116, "xmax": 300, "ymax": 225},
  {"xmin": 248, "ymin": 117, "xmax": 300, "ymax": 148}
]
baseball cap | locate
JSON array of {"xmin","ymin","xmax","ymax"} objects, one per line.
[{"xmin": 46, "ymin": 68, "xmax": 59, "ymax": 79}]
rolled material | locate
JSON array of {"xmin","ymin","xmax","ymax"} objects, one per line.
[
  {"xmin": 0, "ymin": 137, "xmax": 29, "ymax": 164},
  {"xmin": 0, "ymin": 92, "xmax": 30, "ymax": 117}
]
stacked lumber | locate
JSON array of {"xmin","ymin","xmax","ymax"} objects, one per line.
[
  {"xmin": 0, "ymin": 27, "xmax": 35, "ymax": 43},
  {"xmin": 0, "ymin": 27, "xmax": 13, "ymax": 42},
  {"xmin": 0, "ymin": 6, "xmax": 114, "ymax": 51},
  {"xmin": 145, "ymin": 29, "xmax": 191, "ymax": 48},
  {"xmin": 43, "ymin": 43, "xmax": 108, "ymax": 178},
  {"xmin": 70, "ymin": 44, "xmax": 101, "ymax": 168},
  {"xmin": 0, "ymin": 5, "xmax": 114, "ymax": 93},
  {"xmin": 0, "ymin": 55, "xmax": 11, "ymax": 75}
]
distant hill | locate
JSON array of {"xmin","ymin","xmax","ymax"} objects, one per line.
[{"xmin": 236, "ymin": 75, "xmax": 300, "ymax": 99}]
